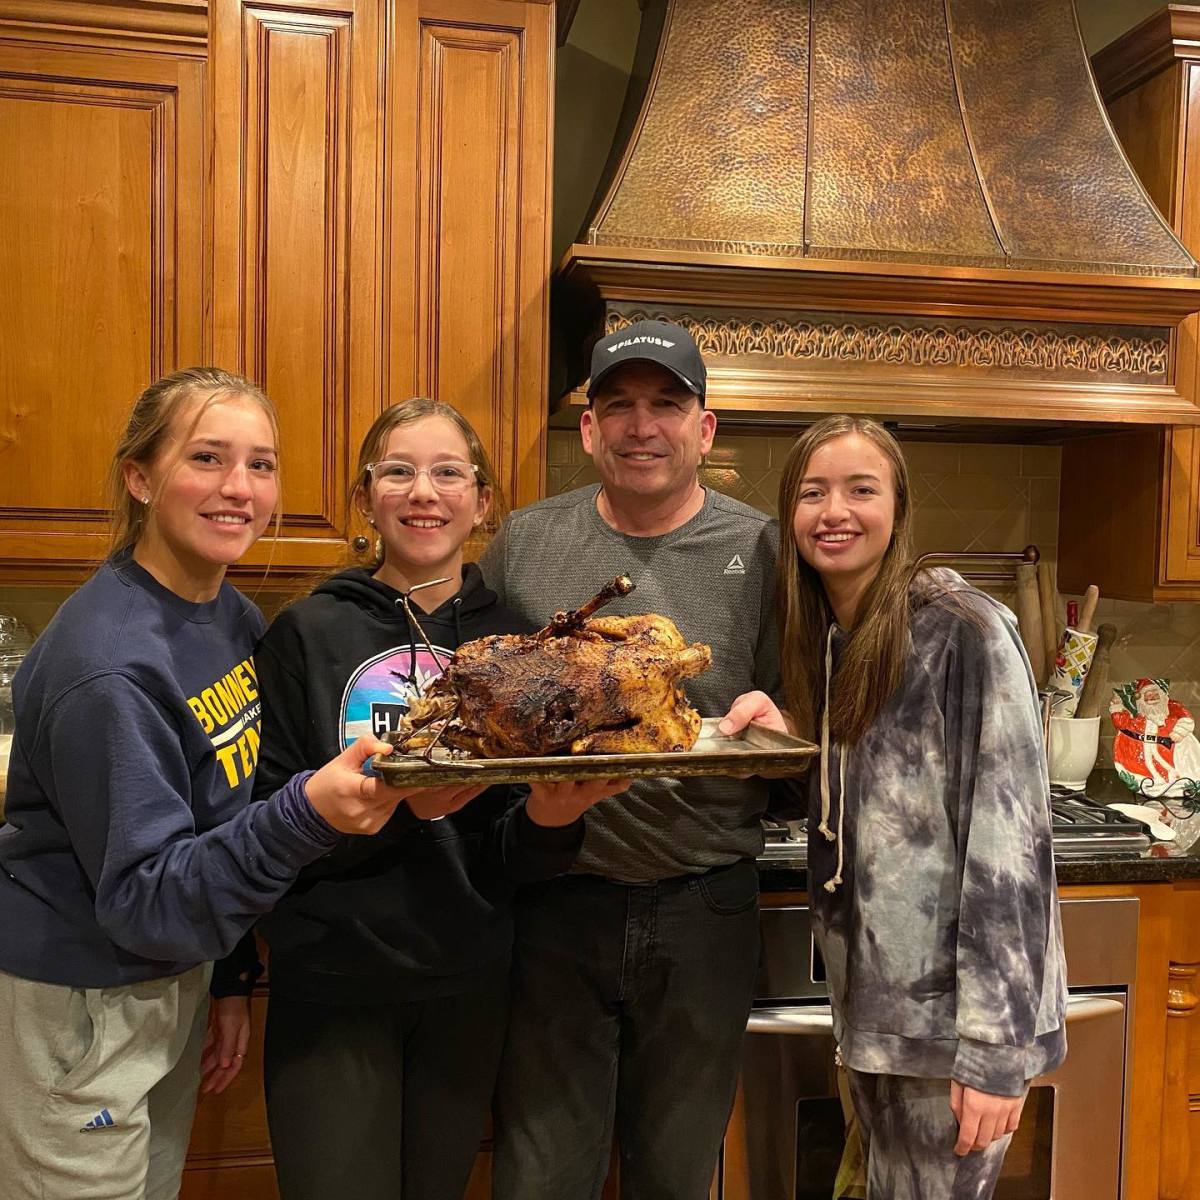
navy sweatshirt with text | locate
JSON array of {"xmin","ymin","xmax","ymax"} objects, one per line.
[
  {"xmin": 0, "ymin": 555, "xmax": 339, "ymax": 993},
  {"xmin": 252, "ymin": 564, "xmax": 584, "ymax": 1004}
]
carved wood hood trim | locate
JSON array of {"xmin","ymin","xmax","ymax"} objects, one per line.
[{"xmin": 556, "ymin": 0, "xmax": 1200, "ymax": 428}]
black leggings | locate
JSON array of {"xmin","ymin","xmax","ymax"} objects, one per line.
[{"xmin": 264, "ymin": 973, "xmax": 510, "ymax": 1200}]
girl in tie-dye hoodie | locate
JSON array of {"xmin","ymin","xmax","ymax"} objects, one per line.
[{"xmin": 722, "ymin": 416, "xmax": 1066, "ymax": 1200}]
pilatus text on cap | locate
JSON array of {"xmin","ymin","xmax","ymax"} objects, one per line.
[{"xmin": 606, "ymin": 335, "xmax": 676, "ymax": 353}]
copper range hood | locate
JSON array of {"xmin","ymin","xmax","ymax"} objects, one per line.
[{"xmin": 554, "ymin": 0, "xmax": 1200, "ymax": 433}]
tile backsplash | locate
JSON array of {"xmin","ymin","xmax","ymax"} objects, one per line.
[{"xmin": 548, "ymin": 430, "xmax": 1059, "ymax": 564}]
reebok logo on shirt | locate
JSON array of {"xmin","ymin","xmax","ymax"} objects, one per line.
[{"xmin": 724, "ymin": 555, "xmax": 746, "ymax": 576}]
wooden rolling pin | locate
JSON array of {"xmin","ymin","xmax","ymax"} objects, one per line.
[
  {"xmin": 1077, "ymin": 585, "xmax": 1100, "ymax": 634},
  {"xmin": 1014, "ymin": 562, "xmax": 1046, "ymax": 683},
  {"xmin": 1036, "ymin": 563, "xmax": 1058, "ymax": 687},
  {"xmin": 1075, "ymin": 623, "xmax": 1118, "ymax": 719}
]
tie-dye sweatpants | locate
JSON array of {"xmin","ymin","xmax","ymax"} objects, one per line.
[{"xmin": 846, "ymin": 1070, "xmax": 1012, "ymax": 1200}]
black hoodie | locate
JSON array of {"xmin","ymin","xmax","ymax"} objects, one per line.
[{"xmin": 252, "ymin": 564, "xmax": 583, "ymax": 1004}]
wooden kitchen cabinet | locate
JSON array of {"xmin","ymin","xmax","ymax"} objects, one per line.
[
  {"xmin": 209, "ymin": 0, "xmax": 554, "ymax": 579},
  {"xmin": 0, "ymin": 0, "xmax": 555, "ymax": 584},
  {"xmin": 0, "ymin": 10, "xmax": 206, "ymax": 581},
  {"xmin": 208, "ymin": 0, "xmax": 385, "ymax": 579},
  {"xmin": 1063, "ymin": 10, "xmax": 1200, "ymax": 600}
]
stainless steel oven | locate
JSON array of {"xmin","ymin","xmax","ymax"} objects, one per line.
[{"xmin": 720, "ymin": 897, "xmax": 1138, "ymax": 1199}]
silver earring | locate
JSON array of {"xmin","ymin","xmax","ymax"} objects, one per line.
[
  {"xmin": 141, "ymin": 496, "xmax": 151, "ymax": 506},
  {"xmin": 368, "ymin": 516, "xmax": 376, "ymax": 527}
]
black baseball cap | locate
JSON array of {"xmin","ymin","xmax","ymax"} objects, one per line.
[{"xmin": 586, "ymin": 319, "xmax": 707, "ymax": 404}]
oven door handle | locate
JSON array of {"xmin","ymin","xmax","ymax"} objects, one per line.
[
  {"xmin": 747, "ymin": 995, "xmax": 1121, "ymax": 1036},
  {"xmin": 746, "ymin": 1006, "xmax": 834, "ymax": 1034}
]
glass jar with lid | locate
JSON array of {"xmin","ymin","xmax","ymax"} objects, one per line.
[{"xmin": 0, "ymin": 613, "xmax": 34, "ymax": 738}]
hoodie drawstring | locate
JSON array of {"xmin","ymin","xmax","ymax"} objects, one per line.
[
  {"xmin": 818, "ymin": 625, "xmax": 846, "ymax": 894},
  {"xmin": 452, "ymin": 597, "xmax": 463, "ymax": 645}
]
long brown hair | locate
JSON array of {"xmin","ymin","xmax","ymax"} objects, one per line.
[
  {"xmin": 777, "ymin": 415, "xmax": 922, "ymax": 746},
  {"xmin": 349, "ymin": 398, "xmax": 507, "ymax": 571},
  {"xmin": 107, "ymin": 366, "xmax": 279, "ymax": 559}
]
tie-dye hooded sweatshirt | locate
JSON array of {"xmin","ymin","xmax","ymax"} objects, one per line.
[{"xmin": 808, "ymin": 569, "xmax": 1067, "ymax": 1098}]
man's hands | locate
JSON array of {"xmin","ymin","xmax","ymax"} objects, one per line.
[
  {"xmin": 718, "ymin": 691, "xmax": 791, "ymax": 737},
  {"xmin": 304, "ymin": 737, "xmax": 485, "ymax": 832},
  {"xmin": 199, "ymin": 996, "xmax": 250, "ymax": 1096},
  {"xmin": 524, "ymin": 778, "xmax": 633, "ymax": 827},
  {"xmin": 950, "ymin": 1080, "xmax": 1025, "ymax": 1155}
]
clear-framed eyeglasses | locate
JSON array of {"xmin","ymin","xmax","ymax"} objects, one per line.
[{"xmin": 365, "ymin": 459, "xmax": 480, "ymax": 496}]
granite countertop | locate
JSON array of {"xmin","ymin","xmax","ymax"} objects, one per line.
[
  {"xmin": 759, "ymin": 769, "xmax": 1200, "ymax": 892},
  {"xmin": 758, "ymin": 852, "xmax": 1200, "ymax": 894}
]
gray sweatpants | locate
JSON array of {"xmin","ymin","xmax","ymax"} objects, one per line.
[
  {"xmin": 0, "ymin": 964, "xmax": 211, "ymax": 1200},
  {"xmin": 846, "ymin": 1071, "xmax": 1012, "ymax": 1200}
]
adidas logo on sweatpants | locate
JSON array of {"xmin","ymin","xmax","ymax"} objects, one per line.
[{"xmin": 80, "ymin": 1109, "xmax": 116, "ymax": 1132}]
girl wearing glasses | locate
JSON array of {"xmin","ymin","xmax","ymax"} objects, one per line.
[
  {"xmin": 252, "ymin": 398, "xmax": 624, "ymax": 1200},
  {"xmin": 0, "ymin": 370, "xmax": 478, "ymax": 1200}
]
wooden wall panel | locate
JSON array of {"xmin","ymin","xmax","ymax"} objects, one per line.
[
  {"xmin": 1059, "ymin": 426, "xmax": 1164, "ymax": 600},
  {"xmin": 1105, "ymin": 62, "xmax": 1184, "ymax": 225},
  {"xmin": 389, "ymin": 0, "xmax": 553, "ymax": 511},
  {"xmin": 210, "ymin": 0, "xmax": 381, "ymax": 572},
  {"xmin": 1165, "ymin": 424, "xmax": 1200, "ymax": 583},
  {"xmin": 1091, "ymin": 34, "xmax": 1200, "ymax": 600},
  {"xmin": 182, "ymin": 989, "xmax": 279, "ymax": 1199},
  {"xmin": 0, "ymin": 43, "xmax": 203, "ymax": 578}
]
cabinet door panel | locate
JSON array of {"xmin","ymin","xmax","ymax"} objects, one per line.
[
  {"xmin": 1165, "ymin": 427, "xmax": 1200, "ymax": 583},
  {"xmin": 1162, "ymin": 63, "xmax": 1200, "ymax": 589},
  {"xmin": 211, "ymin": 0, "xmax": 380, "ymax": 573},
  {"xmin": 389, "ymin": 0, "xmax": 552, "ymax": 511},
  {"xmin": 0, "ymin": 45, "xmax": 203, "ymax": 577}
]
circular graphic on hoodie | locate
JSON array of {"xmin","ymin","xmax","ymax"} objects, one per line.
[{"xmin": 339, "ymin": 644, "xmax": 454, "ymax": 747}]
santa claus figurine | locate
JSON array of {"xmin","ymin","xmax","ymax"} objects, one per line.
[{"xmin": 1110, "ymin": 678, "xmax": 1200, "ymax": 798}]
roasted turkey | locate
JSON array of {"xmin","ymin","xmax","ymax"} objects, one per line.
[{"xmin": 394, "ymin": 576, "xmax": 712, "ymax": 757}]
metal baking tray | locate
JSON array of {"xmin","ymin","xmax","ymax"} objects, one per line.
[{"xmin": 372, "ymin": 718, "xmax": 817, "ymax": 787}]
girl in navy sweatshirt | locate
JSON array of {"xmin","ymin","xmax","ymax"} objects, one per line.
[
  {"xmin": 253, "ymin": 398, "xmax": 623, "ymax": 1200},
  {"xmin": 0, "ymin": 369, "xmax": 478, "ymax": 1200}
]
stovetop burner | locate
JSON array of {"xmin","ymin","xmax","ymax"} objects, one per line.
[
  {"xmin": 1048, "ymin": 788, "xmax": 1152, "ymax": 858},
  {"xmin": 758, "ymin": 817, "xmax": 808, "ymax": 867},
  {"xmin": 759, "ymin": 791, "xmax": 1154, "ymax": 868}
]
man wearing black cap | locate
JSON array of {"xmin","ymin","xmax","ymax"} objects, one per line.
[{"xmin": 480, "ymin": 318, "xmax": 780, "ymax": 1199}]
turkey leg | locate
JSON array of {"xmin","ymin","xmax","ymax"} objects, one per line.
[{"xmin": 536, "ymin": 575, "xmax": 635, "ymax": 640}]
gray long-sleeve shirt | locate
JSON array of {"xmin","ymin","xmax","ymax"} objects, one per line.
[
  {"xmin": 811, "ymin": 571, "xmax": 1068, "ymax": 1095},
  {"xmin": 478, "ymin": 484, "xmax": 780, "ymax": 882}
]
